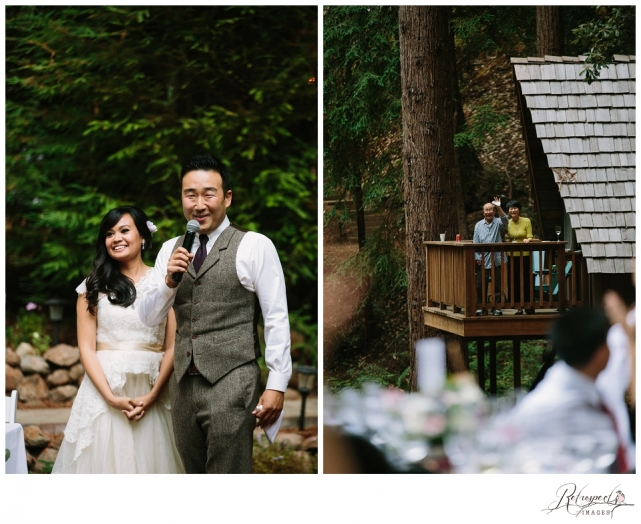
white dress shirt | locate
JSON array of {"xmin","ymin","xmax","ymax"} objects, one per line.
[
  {"xmin": 510, "ymin": 361, "xmax": 615, "ymax": 435},
  {"xmin": 138, "ymin": 216, "xmax": 292, "ymax": 392}
]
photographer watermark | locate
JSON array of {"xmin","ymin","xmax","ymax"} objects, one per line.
[{"xmin": 543, "ymin": 483, "xmax": 634, "ymax": 517}]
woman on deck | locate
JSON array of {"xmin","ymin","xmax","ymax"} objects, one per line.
[{"xmin": 506, "ymin": 200, "xmax": 535, "ymax": 315}]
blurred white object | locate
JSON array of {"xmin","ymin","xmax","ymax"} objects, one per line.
[
  {"xmin": 5, "ymin": 390, "xmax": 27, "ymax": 474},
  {"xmin": 416, "ymin": 338, "xmax": 445, "ymax": 396},
  {"xmin": 596, "ymin": 307, "xmax": 636, "ymax": 471},
  {"xmin": 5, "ymin": 390, "xmax": 18, "ymax": 424}
]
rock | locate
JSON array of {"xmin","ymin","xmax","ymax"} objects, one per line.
[
  {"xmin": 6, "ymin": 364, "xmax": 24, "ymax": 391},
  {"xmin": 50, "ymin": 433, "xmax": 65, "ymax": 451},
  {"xmin": 47, "ymin": 369, "xmax": 72, "ymax": 387},
  {"xmin": 25, "ymin": 450, "xmax": 37, "ymax": 471},
  {"xmin": 69, "ymin": 362, "xmax": 85, "ymax": 383},
  {"xmin": 274, "ymin": 432, "xmax": 304, "ymax": 449},
  {"xmin": 17, "ymin": 374, "xmax": 49, "ymax": 402},
  {"xmin": 23, "ymin": 425, "xmax": 51, "ymax": 449},
  {"xmin": 48, "ymin": 384, "xmax": 78, "ymax": 403},
  {"xmin": 44, "ymin": 344, "xmax": 80, "ymax": 368},
  {"xmin": 20, "ymin": 355, "xmax": 51, "ymax": 375},
  {"xmin": 34, "ymin": 448, "xmax": 58, "ymax": 474},
  {"xmin": 6, "ymin": 348, "xmax": 21, "ymax": 366},
  {"xmin": 301, "ymin": 435, "xmax": 318, "ymax": 452},
  {"xmin": 16, "ymin": 342, "xmax": 36, "ymax": 357}
]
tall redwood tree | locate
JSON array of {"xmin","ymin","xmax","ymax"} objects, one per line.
[
  {"xmin": 537, "ymin": 6, "xmax": 564, "ymax": 56},
  {"xmin": 399, "ymin": 6, "xmax": 464, "ymax": 389}
]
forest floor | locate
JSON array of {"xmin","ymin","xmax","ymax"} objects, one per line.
[{"xmin": 323, "ymin": 224, "xmax": 411, "ymax": 392}]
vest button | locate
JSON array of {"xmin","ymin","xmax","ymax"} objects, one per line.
[
  {"xmin": 195, "ymin": 281, "xmax": 201, "ymax": 287},
  {"xmin": 191, "ymin": 335, "xmax": 197, "ymax": 339},
  {"xmin": 192, "ymin": 318, "xmax": 197, "ymax": 323},
  {"xmin": 193, "ymin": 300, "xmax": 199, "ymax": 305},
  {"xmin": 186, "ymin": 351, "xmax": 191, "ymax": 357}
]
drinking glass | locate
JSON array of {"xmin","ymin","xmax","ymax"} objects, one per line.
[{"xmin": 555, "ymin": 226, "xmax": 561, "ymax": 241}]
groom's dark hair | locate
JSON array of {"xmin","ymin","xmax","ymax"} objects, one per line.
[{"xmin": 181, "ymin": 154, "xmax": 231, "ymax": 194}]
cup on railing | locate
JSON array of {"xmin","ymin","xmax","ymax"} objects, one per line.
[{"xmin": 440, "ymin": 233, "xmax": 446, "ymax": 241}]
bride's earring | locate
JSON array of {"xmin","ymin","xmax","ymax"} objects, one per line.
[{"xmin": 141, "ymin": 240, "xmax": 146, "ymax": 250}]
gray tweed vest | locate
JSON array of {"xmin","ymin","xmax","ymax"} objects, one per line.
[{"xmin": 172, "ymin": 225, "xmax": 261, "ymax": 384}]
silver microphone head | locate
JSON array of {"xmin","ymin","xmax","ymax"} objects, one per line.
[{"xmin": 186, "ymin": 220, "xmax": 200, "ymax": 233}]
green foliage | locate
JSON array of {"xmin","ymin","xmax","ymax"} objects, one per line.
[
  {"xmin": 571, "ymin": 6, "xmax": 636, "ymax": 83},
  {"xmin": 6, "ymin": 310, "xmax": 51, "ymax": 354},
  {"xmin": 323, "ymin": 5, "xmax": 403, "ymax": 217},
  {"xmin": 252, "ymin": 439, "xmax": 316, "ymax": 474},
  {"xmin": 326, "ymin": 361, "xmax": 398, "ymax": 393},
  {"xmin": 289, "ymin": 309, "xmax": 318, "ymax": 366},
  {"xmin": 37, "ymin": 459, "xmax": 55, "ymax": 474},
  {"xmin": 452, "ymin": 6, "xmax": 537, "ymax": 74},
  {"xmin": 6, "ymin": 6, "xmax": 317, "ymax": 361},
  {"xmin": 333, "ymin": 224, "xmax": 406, "ymax": 297},
  {"xmin": 454, "ymin": 104, "xmax": 509, "ymax": 149}
]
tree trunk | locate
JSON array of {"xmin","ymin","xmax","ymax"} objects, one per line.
[
  {"xmin": 352, "ymin": 178, "xmax": 367, "ymax": 250},
  {"xmin": 399, "ymin": 6, "xmax": 463, "ymax": 390},
  {"xmin": 536, "ymin": 6, "xmax": 564, "ymax": 57}
]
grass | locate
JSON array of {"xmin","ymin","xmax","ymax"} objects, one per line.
[
  {"xmin": 252, "ymin": 440, "xmax": 317, "ymax": 474},
  {"xmin": 325, "ymin": 358, "xmax": 410, "ymax": 392}
]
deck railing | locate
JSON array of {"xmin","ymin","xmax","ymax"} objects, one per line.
[{"xmin": 424, "ymin": 241, "xmax": 588, "ymax": 317}]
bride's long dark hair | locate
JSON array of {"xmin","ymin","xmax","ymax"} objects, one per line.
[{"xmin": 85, "ymin": 206, "xmax": 153, "ymax": 315}]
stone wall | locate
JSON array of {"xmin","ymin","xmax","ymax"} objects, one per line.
[{"xmin": 6, "ymin": 343, "xmax": 83, "ymax": 407}]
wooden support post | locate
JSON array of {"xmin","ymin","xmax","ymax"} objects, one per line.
[
  {"xmin": 463, "ymin": 338, "xmax": 470, "ymax": 369},
  {"xmin": 476, "ymin": 339, "xmax": 485, "ymax": 392},
  {"xmin": 489, "ymin": 339, "xmax": 497, "ymax": 395},
  {"xmin": 513, "ymin": 338, "xmax": 521, "ymax": 390},
  {"xmin": 446, "ymin": 336, "xmax": 467, "ymax": 373}
]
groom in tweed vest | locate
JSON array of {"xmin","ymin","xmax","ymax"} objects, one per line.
[{"xmin": 138, "ymin": 154, "xmax": 292, "ymax": 473}]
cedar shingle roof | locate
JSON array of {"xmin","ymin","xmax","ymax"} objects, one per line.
[{"xmin": 512, "ymin": 55, "xmax": 635, "ymax": 274}]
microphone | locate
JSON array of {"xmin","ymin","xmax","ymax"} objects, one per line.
[{"xmin": 172, "ymin": 220, "xmax": 201, "ymax": 283}]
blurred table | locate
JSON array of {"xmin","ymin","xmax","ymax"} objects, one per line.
[{"xmin": 5, "ymin": 423, "xmax": 28, "ymax": 474}]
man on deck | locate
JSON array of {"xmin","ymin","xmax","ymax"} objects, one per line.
[{"xmin": 472, "ymin": 197, "xmax": 508, "ymax": 316}]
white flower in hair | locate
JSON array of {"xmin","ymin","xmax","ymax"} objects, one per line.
[{"xmin": 146, "ymin": 220, "xmax": 158, "ymax": 233}]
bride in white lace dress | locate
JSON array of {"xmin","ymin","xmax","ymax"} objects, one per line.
[{"xmin": 53, "ymin": 206, "xmax": 184, "ymax": 473}]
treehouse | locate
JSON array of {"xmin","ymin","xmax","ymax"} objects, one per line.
[{"xmin": 424, "ymin": 55, "xmax": 636, "ymax": 392}]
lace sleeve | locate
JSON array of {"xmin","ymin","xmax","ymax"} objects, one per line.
[{"xmin": 76, "ymin": 279, "xmax": 87, "ymax": 295}]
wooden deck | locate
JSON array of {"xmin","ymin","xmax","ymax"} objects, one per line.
[
  {"xmin": 423, "ymin": 306, "xmax": 560, "ymax": 338},
  {"xmin": 423, "ymin": 241, "xmax": 589, "ymax": 393}
]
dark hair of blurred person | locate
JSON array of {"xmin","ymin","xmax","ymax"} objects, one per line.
[{"xmin": 550, "ymin": 307, "xmax": 610, "ymax": 373}]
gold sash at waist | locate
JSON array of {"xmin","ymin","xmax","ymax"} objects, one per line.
[{"xmin": 96, "ymin": 341, "xmax": 163, "ymax": 353}]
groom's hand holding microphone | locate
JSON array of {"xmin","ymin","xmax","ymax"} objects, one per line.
[
  {"xmin": 165, "ymin": 220, "xmax": 200, "ymax": 288},
  {"xmin": 165, "ymin": 248, "xmax": 194, "ymax": 289}
]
